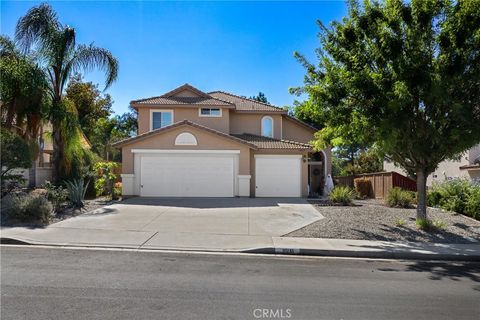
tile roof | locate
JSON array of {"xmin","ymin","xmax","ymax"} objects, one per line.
[
  {"xmin": 231, "ymin": 133, "xmax": 312, "ymax": 150},
  {"xmin": 112, "ymin": 120, "xmax": 257, "ymax": 149},
  {"xmin": 209, "ymin": 91, "xmax": 287, "ymax": 113},
  {"xmin": 131, "ymin": 84, "xmax": 234, "ymax": 107},
  {"xmin": 132, "ymin": 96, "xmax": 234, "ymax": 106}
]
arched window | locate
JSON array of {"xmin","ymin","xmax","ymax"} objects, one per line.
[
  {"xmin": 175, "ymin": 132, "xmax": 197, "ymax": 145},
  {"xmin": 261, "ymin": 116, "xmax": 273, "ymax": 138}
]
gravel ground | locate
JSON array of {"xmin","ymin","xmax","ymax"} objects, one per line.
[
  {"xmin": 286, "ymin": 199, "xmax": 480, "ymax": 243},
  {"xmin": 50, "ymin": 197, "xmax": 120, "ymax": 224}
]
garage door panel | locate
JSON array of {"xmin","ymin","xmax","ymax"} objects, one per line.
[
  {"xmin": 140, "ymin": 154, "xmax": 234, "ymax": 197},
  {"xmin": 255, "ymin": 156, "xmax": 301, "ymax": 197}
]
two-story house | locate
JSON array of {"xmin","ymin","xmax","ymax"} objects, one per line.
[{"xmin": 113, "ymin": 84, "xmax": 331, "ymax": 197}]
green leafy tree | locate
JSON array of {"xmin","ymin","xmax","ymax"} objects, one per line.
[
  {"xmin": 249, "ymin": 92, "xmax": 269, "ymax": 104},
  {"xmin": 114, "ymin": 107, "xmax": 138, "ymax": 138},
  {"xmin": 65, "ymin": 74, "xmax": 113, "ymax": 140},
  {"xmin": 15, "ymin": 3, "xmax": 118, "ymax": 183},
  {"xmin": 294, "ymin": 0, "xmax": 480, "ymax": 221},
  {"xmin": 292, "ymin": 98, "xmax": 372, "ymax": 171},
  {"xmin": 332, "ymin": 148, "xmax": 383, "ymax": 176},
  {"xmin": 90, "ymin": 117, "xmax": 120, "ymax": 161},
  {"xmin": 0, "ymin": 129, "xmax": 32, "ymax": 185},
  {"xmin": 0, "ymin": 36, "xmax": 49, "ymax": 187},
  {"xmin": 0, "ymin": 35, "xmax": 48, "ymax": 147}
]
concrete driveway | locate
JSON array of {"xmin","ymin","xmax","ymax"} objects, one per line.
[{"xmin": 1, "ymin": 197, "xmax": 323, "ymax": 251}]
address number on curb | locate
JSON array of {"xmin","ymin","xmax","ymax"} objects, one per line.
[{"xmin": 275, "ymin": 248, "xmax": 300, "ymax": 254}]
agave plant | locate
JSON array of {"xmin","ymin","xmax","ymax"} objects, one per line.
[{"xmin": 65, "ymin": 178, "xmax": 89, "ymax": 208}]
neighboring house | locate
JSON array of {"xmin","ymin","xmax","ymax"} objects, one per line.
[
  {"xmin": 15, "ymin": 123, "xmax": 91, "ymax": 187},
  {"xmin": 383, "ymin": 144, "xmax": 480, "ymax": 186},
  {"xmin": 113, "ymin": 84, "xmax": 331, "ymax": 197}
]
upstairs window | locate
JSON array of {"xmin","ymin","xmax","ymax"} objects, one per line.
[
  {"xmin": 151, "ymin": 110, "xmax": 173, "ymax": 130},
  {"xmin": 261, "ymin": 116, "xmax": 273, "ymax": 138},
  {"xmin": 199, "ymin": 108, "xmax": 222, "ymax": 117}
]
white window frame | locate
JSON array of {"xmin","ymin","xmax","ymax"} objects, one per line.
[
  {"xmin": 150, "ymin": 109, "xmax": 174, "ymax": 131},
  {"xmin": 198, "ymin": 108, "xmax": 222, "ymax": 117},
  {"xmin": 261, "ymin": 116, "xmax": 274, "ymax": 138}
]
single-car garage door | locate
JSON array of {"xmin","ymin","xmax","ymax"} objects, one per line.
[
  {"xmin": 255, "ymin": 155, "xmax": 302, "ymax": 197},
  {"xmin": 139, "ymin": 152, "xmax": 236, "ymax": 197}
]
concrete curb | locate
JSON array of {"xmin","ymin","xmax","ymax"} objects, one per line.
[
  {"xmin": 245, "ymin": 247, "xmax": 480, "ymax": 261},
  {"xmin": 2, "ymin": 236, "xmax": 479, "ymax": 261}
]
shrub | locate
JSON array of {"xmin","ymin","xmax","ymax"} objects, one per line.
[
  {"xmin": 30, "ymin": 188, "xmax": 48, "ymax": 197},
  {"xmin": 426, "ymin": 179, "xmax": 479, "ymax": 219},
  {"xmin": 94, "ymin": 162, "xmax": 119, "ymax": 199},
  {"xmin": 415, "ymin": 218, "xmax": 447, "ymax": 231},
  {"xmin": 386, "ymin": 187, "xmax": 414, "ymax": 208},
  {"xmin": 433, "ymin": 220, "xmax": 447, "ymax": 230},
  {"xmin": 113, "ymin": 182, "xmax": 122, "ymax": 198},
  {"xmin": 42, "ymin": 181, "xmax": 69, "ymax": 211},
  {"xmin": 3, "ymin": 194, "xmax": 53, "ymax": 224},
  {"xmin": 329, "ymin": 186, "xmax": 355, "ymax": 205},
  {"xmin": 0, "ymin": 129, "xmax": 32, "ymax": 195},
  {"xmin": 465, "ymin": 185, "xmax": 480, "ymax": 219},
  {"xmin": 395, "ymin": 219, "xmax": 406, "ymax": 227},
  {"xmin": 416, "ymin": 218, "xmax": 434, "ymax": 231},
  {"xmin": 427, "ymin": 189, "xmax": 443, "ymax": 207},
  {"xmin": 354, "ymin": 178, "xmax": 373, "ymax": 198},
  {"xmin": 65, "ymin": 179, "xmax": 89, "ymax": 208}
]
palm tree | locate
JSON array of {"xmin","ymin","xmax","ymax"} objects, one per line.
[
  {"xmin": 15, "ymin": 3, "xmax": 118, "ymax": 182},
  {"xmin": 0, "ymin": 35, "xmax": 49, "ymax": 187}
]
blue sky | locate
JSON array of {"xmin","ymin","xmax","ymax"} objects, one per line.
[{"xmin": 1, "ymin": 1, "xmax": 347, "ymax": 115}]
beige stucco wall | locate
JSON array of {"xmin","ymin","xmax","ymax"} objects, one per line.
[
  {"xmin": 249, "ymin": 149, "xmax": 310, "ymax": 197},
  {"xmin": 121, "ymin": 124, "xmax": 251, "ymax": 175},
  {"xmin": 281, "ymin": 117, "xmax": 332, "ymax": 178},
  {"xmin": 282, "ymin": 117, "xmax": 315, "ymax": 144},
  {"xmin": 137, "ymin": 107, "xmax": 230, "ymax": 135},
  {"xmin": 229, "ymin": 113, "xmax": 283, "ymax": 139}
]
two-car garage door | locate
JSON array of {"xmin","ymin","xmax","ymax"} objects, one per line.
[
  {"xmin": 139, "ymin": 152, "xmax": 236, "ymax": 197},
  {"xmin": 136, "ymin": 151, "xmax": 302, "ymax": 197}
]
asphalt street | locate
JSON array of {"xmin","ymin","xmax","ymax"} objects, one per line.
[{"xmin": 1, "ymin": 246, "xmax": 479, "ymax": 320}]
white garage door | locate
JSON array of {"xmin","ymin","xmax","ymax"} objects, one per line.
[
  {"xmin": 255, "ymin": 155, "xmax": 302, "ymax": 197},
  {"xmin": 139, "ymin": 153, "xmax": 235, "ymax": 197}
]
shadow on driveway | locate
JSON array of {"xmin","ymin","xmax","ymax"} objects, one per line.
[{"xmin": 120, "ymin": 197, "xmax": 309, "ymax": 209}]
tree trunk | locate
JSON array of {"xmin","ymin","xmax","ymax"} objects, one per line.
[
  {"xmin": 416, "ymin": 170, "xmax": 428, "ymax": 221},
  {"xmin": 51, "ymin": 120, "xmax": 64, "ymax": 184},
  {"xmin": 4, "ymin": 98, "xmax": 17, "ymax": 129},
  {"xmin": 28, "ymin": 160, "xmax": 36, "ymax": 189}
]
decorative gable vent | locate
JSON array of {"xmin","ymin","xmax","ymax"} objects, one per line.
[{"xmin": 175, "ymin": 132, "xmax": 197, "ymax": 146}]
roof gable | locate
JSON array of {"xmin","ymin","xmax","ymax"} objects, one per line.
[
  {"xmin": 161, "ymin": 84, "xmax": 211, "ymax": 98},
  {"xmin": 112, "ymin": 119, "xmax": 257, "ymax": 149}
]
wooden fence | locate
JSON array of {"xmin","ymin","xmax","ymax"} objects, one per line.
[{"xmin": 334, "ymin": 171, "xmax": 417, "ymax": 199}]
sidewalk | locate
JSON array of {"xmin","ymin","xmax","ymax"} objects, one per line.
[{"xmin": 2, "ymin": 226, "xmax": 479, "ymax": 261}]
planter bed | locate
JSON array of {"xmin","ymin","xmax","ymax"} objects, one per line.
[
  {"xmin": 1, "ymin": 196, "xmax": 121, "ymax": 227},
  {"xmin": 286, "ymin": 199, "xmax": 480, "ymax": 244}
]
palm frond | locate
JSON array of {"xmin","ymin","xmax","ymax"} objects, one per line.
[
  {"xmin": 70, "ymin": 44, "xmax": 119, "ymax": 89},
  {"xmin": 15, "ymin": 3, "xmax": 61, "ymax": 53},
  {"xmin": 0, "ymin": 35, "xmax": 19, "ymax": 58}
]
